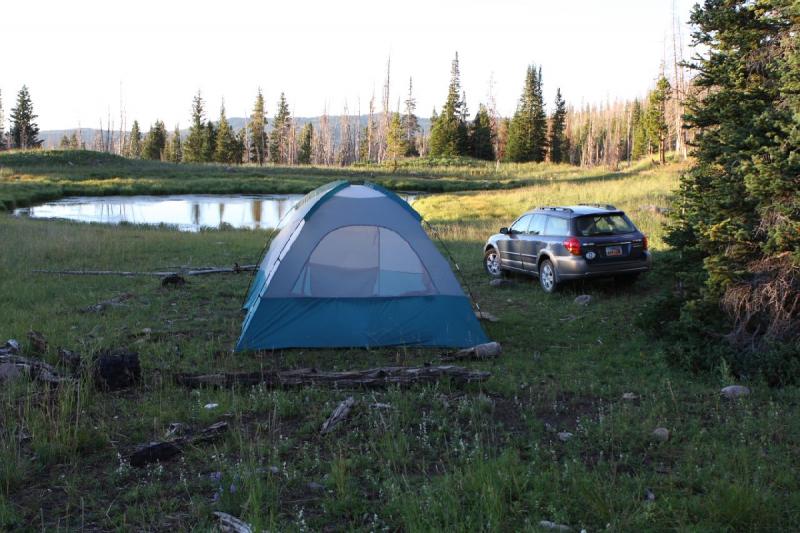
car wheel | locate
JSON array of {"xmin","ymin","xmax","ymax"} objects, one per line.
[
  {"xmin": 539, "ymin": 259, "xmax": 558, "ymax": 293},
  {"xmin": 484, "ymin": 248, "xmax": 504, "ymax": 278}
]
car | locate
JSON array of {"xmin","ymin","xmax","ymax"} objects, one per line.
[{"xmin": 483, "ymin": 204, "xmax": 652, "ymax": 293}]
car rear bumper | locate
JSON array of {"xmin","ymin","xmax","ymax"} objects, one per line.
[{"xmin": 554, "ymin": 251, "xmax": 652, "ymax": 280}]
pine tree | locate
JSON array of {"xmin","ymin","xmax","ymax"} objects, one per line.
[
  {"xmin": 630, "ymin": 99, "xmax": 648, "ymax": 159},
  {"xmin": 164, "ymin": 125, "xmax": 182, "ymax": 163},
  {"xmin": 549, "ymin": 88, "xmax": 567, "ymax": 163},
  {"xmin": 470, "ymin": 104, "xmax": 494, "ymax": 160},
  {"xmin": 506, "ymin": 65, "xmax": 548, "ymax": 163},
  {"xmin": 204, "ymin": 121, "xmax": 216, "ymax": 162},
  {"xmin": 386, "ymin": 112, "xmax": 407, "ymax": 166},
  {"xmin": 644, "ymin": 75, "xmax": 671, "ymax": 164},
  {"xmin": 402, "ymin": 77, "xmax": 420, "ymax": 156},
  {"xmin": 128, "ymin": 120, "xmax": 142, "ymax": 158},
  {"xmin": 249, "ymin": 88, "xmax": 267, "ymax": 165},
  {"xmin": 269, "ymin": 92, "xmax": 291, "ymax": 164},
  {"xmin": 142, "ymin": 120, "xmax": 167, "ymax": 160},
  {"xmin": 298, "ymin": 123, "xmax": 313, "ymax": 164},
  {"xmin": 59, "ymin": 135, "xmax": 71, "ymax": 149},
  {"xmin": 658, "ymin": 0, "xmax": 800, "ymax": 382},
  {"xmin": 532, "ymin": 66, "xmax": 548, "ymax": 162},
  {"xmin": 214, "ymin": 103, "xmax": 239, "ymax": 164},
  {"xmin": 429, "ymin": 53, "xmax": 468, "ymax": 157},
  {"xmin": 10, "ymin": 85, "xmax": 41, "ymax": 149},
  {"xmin": 183, "ymin": 91, "xmax": 208, "ymax": 163},
  {"xmin": 69, "ymin": 131, "xmax": 80, "ymax": 149}
]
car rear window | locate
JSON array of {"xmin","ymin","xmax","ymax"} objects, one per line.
[{"xmin": 575, "ymin": 214, "xmax": 635, "ymax": 236}]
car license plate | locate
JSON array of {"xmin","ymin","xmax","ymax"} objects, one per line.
[{"xmin": 606, "ymin": 245, "xmax": 623, "ymax": 257}]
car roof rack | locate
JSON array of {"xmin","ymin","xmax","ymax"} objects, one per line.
[
  {"xmin": 577, "ymin": 203, "xmax": 618, "ymax": 210},
  {"xmin": 536, "ymin": 206, "xmax": 574, "ymax": 213}
]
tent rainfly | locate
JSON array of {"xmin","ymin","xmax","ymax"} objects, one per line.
[{"xmin": 236, "ymin": 181, "xmax": 489, "ymax": 350}]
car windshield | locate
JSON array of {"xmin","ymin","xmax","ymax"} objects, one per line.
[{"xmin": 575, "ymin": 214, "xmax": 635, "ymax": 236}]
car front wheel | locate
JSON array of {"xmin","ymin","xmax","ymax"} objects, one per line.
[
  {"xmin": 484, "ymin": 248, "xmax": 504, "ymax": 278},
  {"xmin": 539, "ymin": 259, "xmax": 558, "ymax": 293}
]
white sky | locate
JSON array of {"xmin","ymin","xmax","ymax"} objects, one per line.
[{"xmin": 1, "ymin": 0, "xmax": 698, "ymax": 130}]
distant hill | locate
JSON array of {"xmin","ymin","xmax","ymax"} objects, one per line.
[{"xmin": 39, "ymin": 115, "xmax": 432, "ymax": 149}]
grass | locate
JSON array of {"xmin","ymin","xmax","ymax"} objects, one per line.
[
  {"xmin": 1, "ymin": 155, "xmax": 799, "ymax": 530},
  {"xmin": 1, "ymin": 149, "xmax": 648, "ymax": 211}
]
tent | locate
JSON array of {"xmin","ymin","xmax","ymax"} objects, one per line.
[{"xmin": 236, "ymin": 180, "xmax": 489, "ymax": 350}]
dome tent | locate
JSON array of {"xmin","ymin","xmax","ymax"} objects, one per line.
[{"xmin": 236, "ymin": 181, "xmax": 489, "ymax": 350}]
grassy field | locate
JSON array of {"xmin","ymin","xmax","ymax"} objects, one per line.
[
  {"xmin": 1, "ymin": 149, "xmax": 648, "ymax": 212},
  {"xmin": 1, "ymin": 155, "xmax": 799, "ymax": 531}
]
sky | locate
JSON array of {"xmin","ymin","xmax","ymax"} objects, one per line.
[{"xmin": 1, "ymin": 0, "xmax": 698, "ymax": 131}]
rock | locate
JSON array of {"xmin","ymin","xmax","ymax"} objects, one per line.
[
  {"xmin": 213, "ymin": 511, "xmax": 253, "ymax": 533},
  {"xmin": 307, "ymin": 481, "xmax": 325, "ymax": 492},
  {"xmin": 475, "ymin": 309, "xmax": 500, "ymax": 322},
  {"xmin": 489, "ymin": 278, "xmax": 512, "ymax": 288},
  {"xmin": 538, "ymin": 520, "xmax": 572, "ymax": 531},
  {"xmin": 557, "ymin": 432, "xmax": 574, "ymax": 442},
  {"xmin": 0, "ymin": 363, "xmax": 22, "ymax": 382},
  {"xmin": 0, "ymin": 339, "xmax": 21, "ymax": 355},
  {"xmin": 622, "ymin": 392, "xmax": 638, "ymax": 401},
  {"xmin": 644, "ymin": 488, "xmax": 656, "ymax": 502},
  {"xmin": 721, "ymin": 385, "xmax": 751, "ymax": 399},
  {"xmin": 574, "ymin": 294, "xmax": 592, "ymax": 306},
  {"xmin": 93, "ymin": 349, "xmax": 141, "ymax": 390},
  {"xmin": 165, "ymin": 422, "xmax": 188, "ymax": 438},
  {"xmin": 161, "ymin": 274, "xmax": 186, "ymax": 287},
  {"xmin": 652, "ymin": 427, "xmax": 670, "ymax": 442},
  {"xmin": 27, "ymin": 330, "xmax": 48, "ymax": 354},
  {"xmin": 204, "ymin": 403, "xmax": 219, "ymax": 410}
]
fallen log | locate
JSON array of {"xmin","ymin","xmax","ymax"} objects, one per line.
[
  {"xmin": 321, "ymin": 396, "xmax": 355, "ymax": 434},
  {"xmin": 129, "ymin": 421, "xmax": 228, "ymax": 467},
  {"xmin": 213, "ymin": 511, "xmax": 253, "ymax": 533},
  {"xmin": 33, "ymin": 264, "xmax": 257, "ymax": 277},
  {"xmin": 174, "ymin": 365, "xmax": 491, "ymax": 389},
  {"xmin": 441, "ymin": 342, "xmax": 502, "ymax": 362},
  {"xmin": 0, "ymin": 353, "xmax": 70, "ymax": 385}
]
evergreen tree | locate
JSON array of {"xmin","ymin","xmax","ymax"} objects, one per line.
[
  {"xmin": 644, "ymin": 75, "xmax": 671, "ymax": 164},
  {"xmin": 183, "ymin": 91, "xmax": 208, "ymax": 163},
  {"xmin": 269, "ymin": 92, "xmax": 291, "ymax": 164},
  {"xmin": 59, "ymin": 135, "xmax": 71, "ymax": 149},
  {"xmin": 10, "ymin": 85, "xmax": 41, "ymax": 149},
  {"xmin": 142, "ymin": 120, "xmax": 167, "ymax": 160},
  {"xmin": 506, "ymin": 65, "xmax": 547, "ymax": 162},
  {"xmin": 128, "ymin": 120, "xmax": 142, "ymax": 158},
  {"xmin": 429, "ymin": 53, "xmax": 468, "ymax": 157},
  {"xmin": 235, "ymin": 129, "xmax": 246, "ymax": 164},
  {"xmin": 656, "ymin": 0, "xmax": 800, "ymax": 383},
  {"xmin": 298, "ymin": 123, "xmax": 313, "ymax": 164},
  {"xmin": 549, "ymin": 88, "xmax": 567, "ymax": 163},
  {"xmin": 249, "ymin": 88, "xmax": 267, "ymax": 165},
  {"xmin": 164, "ymin": 125, "xmax": 182, "ymax": 163},
  {"xmin": 630, "ymin": 99, "xmax": 648, "ymax": 159},
  {"xmin": 470, "ymin": 104, "xmax": 494, "ymax": 160},
  {"xmin": 402, "ymin": 77, "xmax": 420, "ymax": 156},
  {"xmin": 214, "ymin": 103, "xmax": 239, "ymax": 164},
  {"xmin": 69, "ymin": 131, "xmax": 80, "ymax": 149},
  {"xmin": 204, "ymin": 121, "xmax": 216, "ymax": 162},
  {"xmin": 386, "ymin": 112, "xmax": 407, "ymax": 165}
]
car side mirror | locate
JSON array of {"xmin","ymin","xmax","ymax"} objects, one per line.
[{"xmin": 499, "ymin": 227, "xmax": 509, "ymax": 235}]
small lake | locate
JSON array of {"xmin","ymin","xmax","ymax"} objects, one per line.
[{"xmin": 13, "ymin": 193, "xmax": 418, "ymax": 232}]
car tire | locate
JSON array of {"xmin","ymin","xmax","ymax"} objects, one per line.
[
  {"xmin": 538, "ymin": 259, "xmax": 558, "ymax": 293},
  {"xmin": 484, "ymin": 248, "xmax": 504, "ymax": 278}
]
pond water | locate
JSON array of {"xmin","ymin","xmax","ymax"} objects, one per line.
[{"xmin": 13, "ymin": 193, "xmax": 418, "ymax": 232}]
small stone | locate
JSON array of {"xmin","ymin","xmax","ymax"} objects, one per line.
[
  {"xmin": 538, "ymin": 520, "xmax": 572, "ymax": 531},
  {"xmin": 268, "ymin": 465, "xmax": 280, "ymax": 475},
  {"xmin": 307, "ymin": 481, "xmax": 325, "ymax": 492},
  {"xmin": 557, "ymin": 432, "xmax": 574, "ymax": 442},
  {"xmin": 622, "ymin": 392, "xmax": 638, "ymax": 401},
  {"xmin": 574, "ymin": 294, "xmax": 592, "ymax": 306},
  {"xmin": 3, "ymin": 339, "xmax": 20, "ymax": 354},
  {"xmin": 652, "ymin": 427, "xmax": 670, "ymax": 442},
  {"xmin": 644, "ymin": 488, "xmax": 656, "ymax": 502},
  {"xmin": 721, "ymin": 385, "xmax": 751, "ymax": 399},
  {"xmin": 204, "ymin": 403, "xmax": 219, "ymax": 410},
  {"xmin": 0, "ymin": 363, "xmax": 22, "ymax": 382}
]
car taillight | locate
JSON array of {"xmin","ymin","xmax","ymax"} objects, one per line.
[
  {"xmin": 642, "ymin": 235, "xmax": 648, "ymax": 250},
  {"xmin": 564, "ymin": 237, "xmax": 581, "ymax": 256}
]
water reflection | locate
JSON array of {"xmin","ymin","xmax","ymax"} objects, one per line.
[
  {"xmin": 14, "ymin": 194, "xmax": 304, "ymax": 232},
  {"xmin": 14, "ymin": 192, "xmax": 418, "ymax": 232}
]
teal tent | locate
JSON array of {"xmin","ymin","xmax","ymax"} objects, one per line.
[{"xmin": 236, "ymin": 181, "xmax": 489, "ymax": 350}]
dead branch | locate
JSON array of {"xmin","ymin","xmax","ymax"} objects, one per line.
[
  {"xmin": 440, "ymin": 342, "xmax": 502, "ymax": 362},
  {"xmin": 32, "ymin": 264, "xmax": 257, "ymax": 277},
  {"xmin": 213, "ymin": 512, "xmax": 253, "ymax": 533},
  {"xmin": 129, "ymin": 421, "xmax": 228, "ymax": 467},
  {"xmin": 321, "ymin": 396, "xmax": 355, "ymax": 434},
  {"xmin": 174, "ymin": 365, "xmax": 491, "ymax": 390},
  {"xmin": 0, "ymin": 354, "xmax": 70, "ymax": 385}
]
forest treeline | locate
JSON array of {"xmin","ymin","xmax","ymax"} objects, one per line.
[{"xmin": 0, "ymin": 53, "xmax": 688, "ymax": 169}]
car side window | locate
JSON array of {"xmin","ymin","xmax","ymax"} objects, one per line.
[
  {"xmin": 544, "ymin": 216, "xmax": 569, "ymax": 236},
  {"xmin": 510, "ymin": 215, "xmax": 532, "ymax": 233},
  {"xmin": 528, "ymin": 214, "xmax": 546, "ymax": 235}
]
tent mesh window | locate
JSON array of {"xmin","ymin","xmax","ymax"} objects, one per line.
[{"xmin": 291, "ymin": 225, "xmax": 436, "ymax": 297}]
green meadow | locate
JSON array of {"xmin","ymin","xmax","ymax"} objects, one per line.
[{"xmin": 1, "ymin": 152, "xmax": 798, "ymax": 531}]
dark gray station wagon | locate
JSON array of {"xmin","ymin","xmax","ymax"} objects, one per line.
[{"xmin": 483, "ymin": 205, "xmax": 652, "ymax": 292}]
